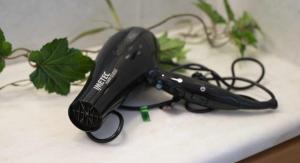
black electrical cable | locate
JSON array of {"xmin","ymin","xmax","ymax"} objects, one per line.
[
  {"xmin": 230, "ymin": 57, "xmax": 265, "ymax": 90},
  {"xmin": 86, "ymin": 110, "xmax": 124, "ymax": 143}
]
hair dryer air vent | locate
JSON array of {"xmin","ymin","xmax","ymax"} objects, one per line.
[{"xmin": 69, "ymin": 101, "xmax": 102, "ymax": 132}]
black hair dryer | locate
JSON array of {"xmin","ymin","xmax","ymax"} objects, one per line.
[
  {"xmin": 68, "ymin": 27, "xmax": 159, "ymax": 142},
  {"xmin": 68, "ymin": 27, "xmax": 277, "ymax": 143}
]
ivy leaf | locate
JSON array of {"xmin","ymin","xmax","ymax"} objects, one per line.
[
  {"xmin": 0, "ymin": 28, "xmax": 5, "ymax": 43},
  {"xmin": 0, "ymin": 28, "xmax": 12, "ymax": 72},
  {"xmin": 230, "ymin": 12, "xmax": 260, "ymax": 57},
  {"xmin": 158, "ymin": 32, "xmax": 187, "ymax": 62},
  {"xmin": 158, "ymin": 32, "xmax": 188, "ymax": 71},
  {"xmin": 29, "ymin": 38, "xmax": 94, "ymax": 95},
  {"xmin": 194, "ymin": 0, "xmax": 226, "ymax": 24},
  {"xmin": 0, "ymin": 59, "xmax": 4, "ymax": 72},
  {"xmin": 223, "ymin": 0, "xmax": 235, "ymax": 21},
  {"xmin": 0, "ymin": 28, "xmax": 12, "ymax": 57},
  {"xmin": 236, "ymin": 12, "xmax": 260, "ymax": 32},
  {"xmin": 0, "ymin": 41, "xmax": 12, "ymax": 58}
]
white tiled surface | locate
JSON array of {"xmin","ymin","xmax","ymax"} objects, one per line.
[{"xmin": 0, "ymin": 42, "xmax": 300, "ymax": 163}]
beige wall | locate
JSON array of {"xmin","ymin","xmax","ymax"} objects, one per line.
[
  {"xmin": 1, "ymin": 0, "xmax": 299, "ymax": 65},
  {"xmin": 0, "ymin": 0, "xmax": 198, "ymax": 50},
  {"xmin": 212, "ymin": 0, "xmax": 300, "ymax": 65},
  {"xmin": 156, "ymin": 0, "xmax": 300, "ymax": 65}
]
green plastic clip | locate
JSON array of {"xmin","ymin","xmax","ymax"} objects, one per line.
[{"xmin": 139, "ymin": 106, "xmax": 150, "ymax": 122}]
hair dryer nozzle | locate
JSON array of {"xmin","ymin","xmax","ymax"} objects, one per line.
[
  {"xmin": 69, "ymin": 101, "xmax": 102, "ymax": 131},
  {"xmin": 68, "ymin": 27, "xmax": 159, "ymax": 132}
]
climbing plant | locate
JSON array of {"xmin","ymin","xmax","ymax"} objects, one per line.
[{"xmin": 0, "ymin": 0, "xmax": 261, "ymax": 95}]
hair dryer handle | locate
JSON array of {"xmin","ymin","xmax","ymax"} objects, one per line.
[{"xmin": 147, "ymin": 69, "xmax": 277, "ymax": 110}]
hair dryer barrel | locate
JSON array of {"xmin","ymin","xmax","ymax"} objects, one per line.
[{"xmin": 68, "ymin": 27, "xmax": 159, "ymax": 132}]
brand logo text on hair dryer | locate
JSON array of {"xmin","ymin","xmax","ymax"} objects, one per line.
[{"xmin": 93, "ymin": 69, "xmax": 118, "ymax": 91}]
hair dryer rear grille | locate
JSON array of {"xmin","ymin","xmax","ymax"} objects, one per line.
[{"xmin": 69, "ymin": 101, "xmax": 102, "ymax": 131}]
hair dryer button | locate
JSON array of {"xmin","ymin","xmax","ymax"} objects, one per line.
[{"xmin": 155, "ymin": 80, "xmax": 163, "ymax": 89}]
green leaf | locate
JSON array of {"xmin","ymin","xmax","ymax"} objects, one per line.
[
  {"xmin": 230, "ymin": 12, "xmax": 261, "ymax": 57},
  {"xmin": 0, "ymin": 58, "xmax": 4, "ymax": 72},
  {"xmin": 29, "ymin": 38, "xmax": 95, "ymax": 95},
  {"xmin": 243, "ymin": 31, "xmax": 257, "ymax": 45},
  {"xmin": 0, "ymin": 41, "xmax": 12, "ymax": 57},
  {"xmin": 235, "ymin": 12, "xmax": 260, "ymax": 32},
  {"xmin": 0, "ymin": 28, "xmax": 12, "ymax": 72},
  {"xmin": 194, "ymin": 0, "xmax": 226, "ymax": 24},
  {"xmin": 0, "ymin": 28, "xmax": 4, "ymax": 43},
  {"xmin": 158, "ymin": 33, "xmax": 188, "ymax": 71},
  {"xmin": 158, "ymin": 32, "xmax": 187, "ymax": 63},
  {"xmin": 0, "ymin": 28, "xmax": 12, "ymax": 58},
  {"xmin": 223, "ymin": 0, "xmax": 235, "ymax": 21}
]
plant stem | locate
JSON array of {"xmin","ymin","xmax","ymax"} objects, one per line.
[
  {"xmin": 11, "ymin": 47, "xmax": 31, "ymax": 54},
  {"xmin": 80, "ymin": 49, "xmax": 101, "ymax": 54},
  {"xmin": 5, "ymin": 53, "xmax": 28, "ymax": 59},
  {"xmin": 4, "ymin": 47, "xmax": 37, "ymax": 67},
  {"xmin": 70, "ymin": 27, "xmax": 112, "ymax": 44},
  {"xmin": 147, "ymin": 13, "xmax": 215, "ymax": 47},
  {"xmin": 105, "ymin": 0, "xmax": 122, "ymax": 30},
  {"xmin": 71, "ymin": 83, "xmax": 85, "ymax": 86},
  {"xmin": 28, "ymin": 61, "xmax": 37, "ymax": 68},
  {"xmin": 4, "ymin": 53, "xmax": 36, "ymax": 68},
  {"xmin": 211, "ymin": 23, "xmax": 218, "ymax": 40},
  {"xmin": 0, "ymin": 79, "xmax": 31, "ymax": 90},
  {"xmin": 0, "ymin": 79, "xmax": 87, "ymax": 91}
]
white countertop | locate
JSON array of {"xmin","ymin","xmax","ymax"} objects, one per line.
[{"xmin": 1, "ymin": 42, "xmax": 300, "ymax": 163}]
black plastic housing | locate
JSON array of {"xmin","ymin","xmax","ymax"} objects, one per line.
[
  {"xmin": 68, "ymin": 27, "xmax": 159, "ymax": 132},
  {"xmin": 147, "ymin": 70, "xmax": 277, "ymax": 110}
]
